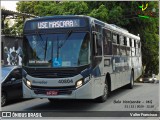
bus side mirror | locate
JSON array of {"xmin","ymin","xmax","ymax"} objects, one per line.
[{"xmin": 11, "ymin": 78, "xmax": 16, "ymax": 81}]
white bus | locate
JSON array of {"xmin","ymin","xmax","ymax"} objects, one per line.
[{"xmin": 22, "ymin": 15, "xmax": 142, "ymax": 102}]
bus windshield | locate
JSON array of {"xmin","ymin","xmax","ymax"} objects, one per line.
[{"xmin": 23, "ymin": 32, "xmax": 90, "ymax": 68}]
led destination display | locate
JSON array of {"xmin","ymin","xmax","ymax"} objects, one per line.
[
  {"xmin": 24, "ymin": 18, "xmax": 87, "ymax": 30},
  {"xmin": 37, "ymin": 20, "xmax": 80, "ymax": 29}
]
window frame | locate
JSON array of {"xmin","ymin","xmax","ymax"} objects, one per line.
[{"xmin": 102, "ymin": 28, "xmax": 112, "ymax": 55}]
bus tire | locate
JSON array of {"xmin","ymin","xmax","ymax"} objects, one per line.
[
  {"xmin": 96, "ymin": 81, "xmax": 108, "ymax": 103},
  {"xmin": 127, "ymin": 71, "xmax": 134, "ymax": 89}
]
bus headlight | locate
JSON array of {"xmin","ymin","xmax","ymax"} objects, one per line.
[
  {"xmin": 23, "ymin": 77, "xmax": 31, "ymax": 88},
  {"xmin": 26, "ymin": 80, "xmax": 31, "ymax": 88},
  {"xmin": 76, "ymin": 77, "xmax": 90, "ymax": 89},
  {"xmin": 76, "ymin": 80, "xmax": 83, "ymax": 88}
]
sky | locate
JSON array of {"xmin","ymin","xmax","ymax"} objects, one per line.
[{"xmin": 1, "ymin": 1, "xmax": 18, "ymax": 11}]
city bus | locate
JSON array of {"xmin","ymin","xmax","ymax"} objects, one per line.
[{"xmin": 22, "ymin": 15, "xmax": 142, "ymax": 102}]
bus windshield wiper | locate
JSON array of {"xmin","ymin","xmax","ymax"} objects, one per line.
[
  {"xmin": 58, "ymin": 30, "xmax": 72, "ymax": 49},
  {"xmin": 56, "ymin": 30, "xmax": 73, "ymax": 58},
  {"xmin": 35, "ymin": 30, "xmax": 48, "ymax": 60},
  {"xmin": 35, "ymin": 30, "xmax": 46, "ymax": 49}
]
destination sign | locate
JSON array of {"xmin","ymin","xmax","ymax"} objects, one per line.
[
  {"xmin": 24, "ymin": 18, "xmax": 89, "ymax": 31},
  {"xmin": 37, "ymin": 19, "xmax": 80, "ymax": 29}
]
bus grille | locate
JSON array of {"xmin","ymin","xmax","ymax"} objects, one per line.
[
  {"xmin": 32, "ymin": 85, "xmax": 76, "ymax": 95},
  {"xmin": 26, "ymin": 69, "xmax": 78, "ymax": 78},
  {"xmin": 24, "ymin": 65, "xmax": 89, "ymax": 78}
]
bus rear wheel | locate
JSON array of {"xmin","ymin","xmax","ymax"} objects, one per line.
[
  {"xmin": 96, "ymin": 82, "xmax": 108, "ymax": 103},
  {"xmin": 127, "ymin": 71, "xmax": 134, "ymax": 89}
]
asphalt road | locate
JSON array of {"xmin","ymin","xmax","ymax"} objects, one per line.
[{"xmin": 2, "ymin": 83, "xmax": 159, "ymax": 118}]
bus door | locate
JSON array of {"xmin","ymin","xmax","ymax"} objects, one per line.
[
  {"xmin": 92, "ymin": 31, "xmax": 104, "ymax": 96},
  {"xmin": 112, "ymin": 32, "xmax": 122, "ymax": 88},
  {"xmin": 102, "ymin": 29, "xmax": 113, "ymax": 78},
  {"xmin": 119, "ymin": 36, "xmax": 129, "ymax": 86}
]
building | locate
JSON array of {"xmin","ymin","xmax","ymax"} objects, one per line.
[{"xmin": 1, "ymin": 9, "xmax": 38, "ymax": 65}]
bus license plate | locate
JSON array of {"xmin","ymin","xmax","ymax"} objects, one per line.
[{"xmin": 46, "ymin": 91, "xmax": 58, "ymax": 96}]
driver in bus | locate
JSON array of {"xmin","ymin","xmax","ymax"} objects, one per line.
[{"xmin": 78, "ymin": 40, "xmax": 89, "ymax": 65}]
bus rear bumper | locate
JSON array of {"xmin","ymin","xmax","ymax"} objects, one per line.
[{"xmin": 23, "ymin": 81, "xmax": 94, "ymax": 99}]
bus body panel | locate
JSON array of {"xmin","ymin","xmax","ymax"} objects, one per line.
[
  {"xmin": 26, "ymin": 74, "xmax": 82, "ymax": 87},
  {"xmin": 23, "ymin": 75, "xmax": 105, "ymax": 99}
]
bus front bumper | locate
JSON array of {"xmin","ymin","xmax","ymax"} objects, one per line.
[{"xmin": 23, "ymin": 80, "xmax": 94, "ymax": 99}]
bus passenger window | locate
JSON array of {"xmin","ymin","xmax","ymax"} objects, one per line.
[
  {"xmin": 132, "ymin": 39, "xmax": 134, "ymax": 47},
  {"xmin": 95, "ymin": 24, "xmax": 101, "ymax": 33},
  {"xmin": 127, "ymin": 37, "xmax": 130, "ymax": 47},
  {"xmin": 97, "ymin": 34, "xmax": 102, "ymax": 55},
  {"xmin": 124, "ymin": 37, "xmax": 127, "ymax": 45},
  {"xmin": 135, "ymin": 41, "xmax": 139, "ymax": 56},
  {"xmin": 93, "ymin": 33, "xmax": 102, "ymax": 56},
  {"xmin": 138, "ymin": 41, "xmax": 141, "ymax": 48},
  {"xmin": 134, "ymin": 40, "xmax": 136, "ymax": 48},
  {"xmin": 119, "ymin": 35, "xmax": 124, "ymax": 45},
  {"xmin": 129, "ymin": 38, "xmax": 132, "ymax": 47},
  {"xmin": 119, "ymin": 35, "xmax": 126, "ymax": 55},
  {"xmin": 103, "ymin": 29, "xmax": 112, "ymax": 55},
  {"xmin": 113, "ymin": 34, "xmax": 117, "ymax": 43},
  {"xmin": 112, "ymin": 33, "xmax": 119, "ymax": 55},
  {"xmin": 136, "ymin": 41, "xmax": 139, "ymax": 48},
  {"xmin": 117, "ymin": 35, "xmax": 120, "ymax": 44},
  {"xmin": 107, "ymin": 31, "xmax": 111, "ymax": 39}
]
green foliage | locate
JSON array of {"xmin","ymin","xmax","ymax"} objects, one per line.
[
  {"xmin": 88, "ymin": 4, "xmax": 108, "ymax": 22},
  {"xmin": 108, "ymin": 6, "xmax": 124, "ymax": 25},
  {"xmin": 2, "ymin": 21, "xmax": 10, "ymax": 35},
  {"xmin": 62, "ymin": 2, "xmax": 88, "ymax": 15},
  {"xmin": 7, "ymin": 1, "xmax": 158, "ymax": 75}
]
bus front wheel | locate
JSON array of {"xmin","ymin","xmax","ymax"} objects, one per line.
[{"xmin": 96, "ymin": 82, "xmax": 108, "ymax": 103}]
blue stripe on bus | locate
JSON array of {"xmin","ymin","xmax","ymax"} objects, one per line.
[{"xmin": 80, "ymin": 66, "xmax": 101, "ymax": 78}]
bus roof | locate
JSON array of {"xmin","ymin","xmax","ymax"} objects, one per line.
[{"xmin": 25, "ymin": 15, "xmax": 140, "ymax": 41}]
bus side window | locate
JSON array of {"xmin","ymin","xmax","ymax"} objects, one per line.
[
  {"xmin": 138, "ymin": 41, "xmax": 141, "ymax": 56},
  {"xmin": 93, "ymin": 32, "xmax": 102, "ymax": 56},
  {"xmin": 124, "ymin": 37, "xmax": 127, "ymax": 56},
  {"xmin": 129, "ymin": 38, "xmax": 132, "ymax": 47},
  {"xmin": 126, "ymin": 37, "xmax": 130, "ymax": 56},
  {"xmin": 119, "ymin": 35, "xmax": 125, "ymax": 55},
  {"xmin": 117, "ymin": 34, "xmax": 120, "ymax": 44},
  {"xmin": 95, "ymin": 24, "xmax": 101, "ymax": 33},
  {"xmin": 131, "ymin": 39, "xmax": 135, "ymax": 56},
  {"xmin": 97, "ymin": 33, "xmax": 102, "ymax": 55},
  {"xmin": 134, "ymin": 40, "xmax": 136, "ymax": 56},
  {"xmin": 127, "ymin": 37, "xmax": 130, "ymax": 47},
  {"xmin": 103, "ymin": 29, "xmax": 112, "ymax": 55},
  {"xmin": 134, "ymin": 40, "xmax": 136, "ymax": 48},
  {"xmin": 119, "ymin": 35, "xmax": 124, "ymax": 45},
  {"xmin": 138, "ymin": 41, "xmax": 141, "ymax": 48},
  {"xmin": 113, "ymin": 33, "xmax": 117, "ymax": 43},
  {"xmin": 112, "ymin": 33, "xmax": 119, "ymax": 55},
  {"xmin": 132, "ymin": 39, "xmax": 134, "ymax": 48},
  {"xmin": 124, "ymin": 37, "xmax": 127, "ymax": 46},
  {"xmin": 136, "ymin": 40, "xmax": 139, "ymax": 56}
]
